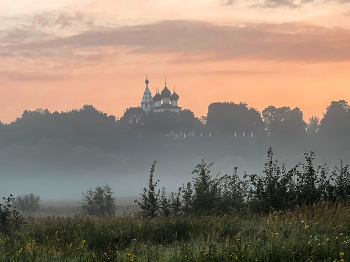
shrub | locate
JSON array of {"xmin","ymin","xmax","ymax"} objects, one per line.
[
  {"xmin": 134, "ymin": 161, "xmax": 160, "ymax": 218},
  {"xmin": 190, "ymin": 160, "xmax": 221, "ymax": 216},
  {"xmin": 12, "ymin": 193, "xmax": 40, "ymax": 214},
  {"xmin": 81, "ymin": 184, "xmax": 116, "ymax": 217},
  {"xmin": 0, "ymin": 194, "xmax": 23, "ymax": 237}
]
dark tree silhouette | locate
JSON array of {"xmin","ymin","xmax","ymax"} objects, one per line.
[
  {"xmin": 206, "ymin": 102, "xmax": 264, "ymax": 136},
  {"xmin": 262, "ymin": 106, "xmax": 307, "ymax": 138},
  {"xmin": 319, "ymin": 100, "xmax": 350, "ymax": 137},
  {"xmin": 307, "ymin": 116, "xmax": 320, "ymax": 135},
  {"xmin": 318, "ymin": 100, "xmax": 350, "ymax": 153}
]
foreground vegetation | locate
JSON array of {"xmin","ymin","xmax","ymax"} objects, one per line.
[
  {"xmin": 2, "ymin": 147, "xmax": 350, "ymax": 261},
  {"xmin": 0, "ymin": 202, "xmax": 349, "ymax": 261}
]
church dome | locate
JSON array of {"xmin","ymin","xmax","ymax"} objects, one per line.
[
  {"xmin": 161, "ymin": 86, "xmax": 171, "ymax": 98},
  {"xmin": 170, "ymin": 92, "xmax": 179, "ymax": 100},
  {"xmin": 153, "ymin": 93, "xmax": 162, "ymax": 101}
]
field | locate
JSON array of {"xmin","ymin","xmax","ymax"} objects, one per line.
[
  {"xmin": 32, "ymin": 198, "xmax": 140, "ymax": 218},
  {"xmin": 1, "ymin": 201, "xmax": 349, "ymax": 262}
]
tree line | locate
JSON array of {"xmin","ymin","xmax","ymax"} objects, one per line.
[{"xmin": 0, "ymin": 100, "xmax": 349, "ymax": 148}]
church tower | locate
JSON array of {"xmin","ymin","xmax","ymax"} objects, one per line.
[{"xmin": 141, "ymin": 76, "xmax": 154, "ymax": 112}]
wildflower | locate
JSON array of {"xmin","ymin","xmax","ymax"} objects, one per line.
[
  {"xmin": 340, "ymin": 252, "xmax": 344, "ymax": 258},
  {"xmin": 126, "ymin": 254, "xmax": 131, "ymax": 257},
  {"xmin": 275, "ymin": 233, "xmax": 279, "ymax": 236}
]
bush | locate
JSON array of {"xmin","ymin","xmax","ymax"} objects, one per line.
[
  {"xmin": 12, "ymin": 193, "xmax": 40, "ymax": 214},
  {"xmin": 134, "ymin": 161, "xmax": 160, "ymax": 218},
  {"xmin": 81, "ymin": 184, "xmax": 116, "ymax": 217},
  {"xmin": 190, "ymin": 160, "xmax": 221, "ymax": 216},
  {"xmin": 0, "ymin": 194, "xmax": 23, "ymax": 237}
]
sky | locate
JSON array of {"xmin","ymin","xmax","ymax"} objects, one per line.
[{"xmin": 1, "ymin": 0, "xmax": 350, "ymax": 124}]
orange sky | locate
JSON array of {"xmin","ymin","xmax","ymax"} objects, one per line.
[{"xmin": 1, "ymin": 0, "xmax": 350, "ymax": 123}]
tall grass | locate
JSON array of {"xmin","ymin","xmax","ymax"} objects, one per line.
[{"xmin": 0, "ymin": 201, "xmax": 349, "ymax": 261}]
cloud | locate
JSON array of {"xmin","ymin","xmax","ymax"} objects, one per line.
[
  {"xmin": 0, "ymin": 10, "xmax": 95, "ymax": 46},
  {"xmin": 196, "ymin": 70, "xmax": 272, "ymax": 75},
  {"xmin": 0, "ymin": 71, "xmax": 73, "ymax": 82},
  {"xmin": 31, "ymin": 11, "xmax": 94, "ymax": 29},
  {"xmin": 251, "ymin": 0, "xmax": 349, "ymax": 9},
  {"xmin": 0, "ymin": 28, "xmax": 52, "ymax": 45},
  {"xmin": 2, "ymin": 20, "xmax": 350, "ymax": 63},
  {"xmin": 259, "ymin": 0, "xmax": 300, "ymax": 8},
  {"xmin": 223, "ymin": 0, "xmax": 234, "ymax": 5}
]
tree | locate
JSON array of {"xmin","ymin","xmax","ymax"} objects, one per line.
[
  {"xmin": 0, "ymin": 195, "xmax": 23, "ymax": 237},
  {"xmin": 217, "ymin": 167, "xmax": 248, "ymax": 215},
  {"xmin": 134, "ymin": 161, "xmax": 160, "ymax": 218},
  {"xmin": 12, "ymin": 193, "xmax": 40, "ymax": 214},
  {"xmin": 262, "ymin": 106, "xmax": 307, "ymax": 138},
  {"xmin": 120, "ymin": 107, "xmax": 146, "ymax": 127},
  {"xmin": 160, "ymin": 187, "xmax": 170, "ymax": 217},
  {"xmin": 247, "ymin": 147, "xmax": 298, "ymax": 213},
  {"xmin": 319, "ymin": 100, "xmax": 350, "ymax": 137},
  {"xmin": 306, "ymin": 116, "xmax": 320, "ymax": 135},
  {"xmin": 191, "ymin": 160, "xmax": 220, "ymax": 216},
  {"xmin": 177, "ymin": 109, "xmax": 204, "ymax": 134},
  {"xmin": 81, "ymin": 185, "xmax": 116, "ymax": 217},
  {"xmin": 206, "ymin": 102, "xmax": 264, "ymax": 136}
]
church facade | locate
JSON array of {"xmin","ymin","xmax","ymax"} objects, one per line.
[{"xmin": 141, "ymin": 77, "xmax": 181, "ymax": 113}]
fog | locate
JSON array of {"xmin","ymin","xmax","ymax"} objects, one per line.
[
  {"xmin": 1, "ymin": 101, "xmax": 349, "ymax": 204},
  {"xmin": 1, "ymin": 137, "xmax": 349, "ymax": 202}
]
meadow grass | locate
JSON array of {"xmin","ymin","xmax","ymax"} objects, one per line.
[{"xmin": 1, "ymin": 201, "xmax": 350, "ymax": 262}]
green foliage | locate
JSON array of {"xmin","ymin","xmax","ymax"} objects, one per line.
[
  {"xmin": 247, "ymin": 147, "xmax": 298, "ymax": 213},
  {"xmin": 190, "ymin": 160, "xmax": 220, "ymax": 216},
  {"xmin": 160, "ymin": 187, "xmax": 170, "ymax": 217},
  {"xmin": 181, "ymin": 182, "xmax": 193, "ymax": 216},
  {"xmin": 133, "ymin": 147, "xmax": 350, "ymax": 219},
  {"xmin": 216, "ymin": 167, "xmax": 248, "ymax": 215},
  {"xmin": 0, "ymin": 194, "xmax": 23, "ymax": 237},
  {"xmin": 1, "ymin": 203, "xmax": 350, "ymax": 261},
  {"xmin": 12, "ymin": 193, "xmax": 40, "ymax": 214},
  {"xmin": 81, "ymin": 185, "xmax": 116, "ymax": 217},
  {"xmin": 332, "ymin": 160, "xmax": 350, "ymax": 202},
  {"xmin": 135, "ymin": 161, "xmax": 160, "ymax": 218},
  {"xmin": 169, "ymin": 187, "xmax": 183, "ymax": 217}
]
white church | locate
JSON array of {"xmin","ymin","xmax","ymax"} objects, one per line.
[{"xmin": 141, "ymin": 77, "xmax": 181, "ymax": 113}]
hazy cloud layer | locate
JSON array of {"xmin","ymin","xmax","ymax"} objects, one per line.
[
  {"xmin": 31, "ymin": 11, "xmax": 94, "ymax": 29},
  {"xmin": 0, "ymin": 71, "xmax": 73, "ymax": 82},
  {"xmin": 2, "ymin": 20, "xmax": 349, "ymax": 63},
  {"xmin": 251, "ymin": 0, "xmax": 350, "ymax": 8}
]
